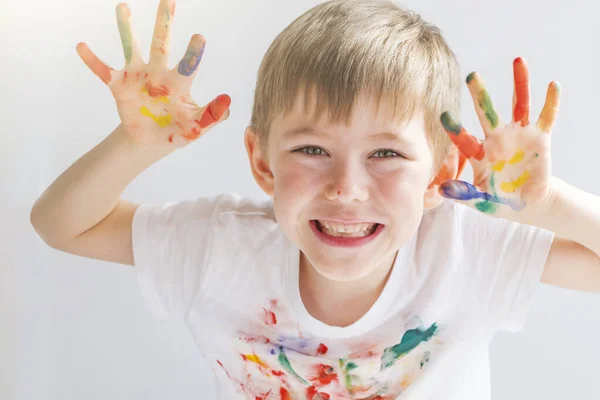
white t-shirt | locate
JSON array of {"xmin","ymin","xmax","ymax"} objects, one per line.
[{"xmin": 132, "ymin": 192, "xmax": 554, "ymax": 399}]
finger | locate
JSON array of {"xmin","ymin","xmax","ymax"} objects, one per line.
[
  {"xmin": 536, "ymin": 81, "xmax": 561, "ymax": 133},
  {"xmin": 76, "ymin": 42, "xmax": 114, "ymax": 85},
  {"xmin": 178, "ymin": 94, "xmax": 232, "ymax": 142},
  {"xmin": 116, "ymin": 3, "xmax": 144, "ymax": 66},
  {"xmin": 149, "ymin": 0, "xmax": 176, "ymax": 69},
  {"xmin": 195, "ymin": 94, "xmax": 232, "ymax": 129},
  {"xmin": 438, "ymin": 180, "xmax": 502, "ymax": 214},
  {"xmin": 440, "ymin": 112, "xmax": 486, "ymax": 161},
  {"xmin": 466, "ymin": 72, "xmax": 502, "ymax": 135},
  {"xmin": 175, "ymin": 34, "xmax": 206, "ymax": 79},
  {"xmin": 512, "ymin": 57, "xmax": 530, "ymax": 126}
]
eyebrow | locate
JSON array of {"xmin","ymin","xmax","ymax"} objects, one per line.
[{"xmin": 282, "ymin": 126, "xmax": 411, "ymax": 143}]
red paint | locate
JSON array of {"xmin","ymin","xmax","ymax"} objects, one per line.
[
  {"xmin": 307, "ymin": 386, "xmax": 331, "ymax": 399},
  {"xmin": 513, "ymin": 57, "xmax": 530, "ymax": 126},
  {"xmin": 145, "ymin": 82, "xmax": 170, "ymax": 97},
  {"xmin": 309, "ymin": 364, "xmax": 338, "ymax": 386},
  {"xmin": 196, "ymin": 94, "xmax": 231, "ymax": 129},
  {"xmin": 263, "ymin": 308, "xmax": 277, "ymax": 325},
  {"xmin": 316, "ymin": 343, "xmax": 328, "ymax": 356},
  {"xmin": 280, "ymin": 387, "xmax": 292, "ymax": 400},
  {"xmin": 123, "ymin": 71, "xmax": 128, "ymax": 84},
  {"xmin": 168, "ymin": 134, "xmax": 174, "ymax": 143}
]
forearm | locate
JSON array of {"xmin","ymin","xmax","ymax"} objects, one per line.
[
  {"xmin": 30, "ymin": 124, "xmax": 173, "ymax": 244},
  {"xmin": 522, "ymin": 177, "xmax": 600, "ymax": 257}
]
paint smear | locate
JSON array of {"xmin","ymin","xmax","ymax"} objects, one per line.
[
  {"xmin": 177, "ymin": 34, "xmax": 205, "ymax": 77},
  {"xmin": 440, "ymin": 112, "xmax": 486, "ymax": 161},
  {"xmin": 499, "ymin": 170, "xmax": 530, "ymax": 193},
  {"xmin": 140, "ymin": 106, "xmax": 172, "ymax": 128},
  {"xmin": 513, "ymin": 57, "xmax": 530, "ymax": 126},
  {"xmin": 196, "ymin": 94, "xmax": 231, "ymax": 129},
  {"xmin": 380, "ymin": 322, "xmax": 438, "ymax": 370},
  {"xmin": 467, "ymin": 72, "xmax": 499, "ymax": 129},
  {"xmin": 116, "ymin": 4, "xmax": 134, "ymax": 63}
]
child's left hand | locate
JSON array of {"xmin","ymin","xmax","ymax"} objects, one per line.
[{"xmin": 439, "ymin": 57, "xmax": 561, "ymax": 222}]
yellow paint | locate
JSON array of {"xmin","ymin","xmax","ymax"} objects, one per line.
[
  {"xmin": 140, "ymin": 106, "xmax": 172, "ymax": 127},
  {"xmin": 507, "ymin": 150, "xmax": 525, "ymax": 164},
  {"xmin": 491, "ymin": 160, "xmax": 506, "ymax": 172},
  {"xmin": 140, "ymin": 87, "xmax": 170, "ymax": 104},
  {"xmin": 500, "ymin": 170, "xmax": 530, "ymax": 193},
  {"xmin": 401, "ymin": 374, "xmax": 413, "ymax": 389},
  {"xmin": 243, "ymin": 353, "xmax": 270, "ymax": 370}
]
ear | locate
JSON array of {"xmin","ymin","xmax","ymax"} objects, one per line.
[
  {"xmin": 244, "ymin": 126, "xmax": 275, "ymax": 196},
  {"xmin": 423, "ymin": 147, "xmax": 468, "ymax": 209}
]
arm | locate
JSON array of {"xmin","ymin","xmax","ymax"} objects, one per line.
[
  {"xmin": 30, "ymin": 124, "xmax": 172, "ymax": 265},
  {"xmin": 521, "ymin": 177, "xmax": 600, "ymax": 292},
  {"xmin": 30, "ymin": 0, "xmax": 230, "ymax": 266}
]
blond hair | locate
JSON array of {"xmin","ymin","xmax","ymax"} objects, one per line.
[{"xmin": 250, "ymin": 0, "xmax": 461, "ymax": 174}]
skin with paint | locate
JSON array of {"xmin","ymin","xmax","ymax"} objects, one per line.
[
  {"xmin": 439, "ymin": 58, "xmax": 561, "ymax": 221},
  {"xmin": 75, "ymin": 0, "xmax": 231, "ymax": 149}
]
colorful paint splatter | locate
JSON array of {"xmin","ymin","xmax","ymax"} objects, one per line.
[{"xmin": 215, "ymin": 300, "xmax": 442, "ymax": 399}]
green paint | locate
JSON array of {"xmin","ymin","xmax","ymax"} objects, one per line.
[
  {"xmin": 278, "ymin": 347, "xmax": 307, "ymax": 384},
  {"xmin": 478, "ymin": 89, "xmax": 499, "ymax": 128},
  {"xmin": 555, "ymin": 82, "xmax": 561, "ymax": 91},
  {"xmin": 475, "ymin": 201, "xmax": 498, "ymax": 214},
  {"xmin": 117, "ymin": 8, "xmax": 134, "ymax": 63},
  {"xmin": 440, "ymin": 112, "xmax": 462, "ymax": 135},
  {"xmin": 339, "ymin": 359, "xmax": 359, "ymax": 390},
  {"xmin": 420, "ymin": 351, "xmax": 431, "ymax": 369},
  {"xmin": 466, "ymin": 71, "xmax": 477, "ymax": 84},
  {"xmin": 380, "ymin": 323, "xmax": 438, "ymax": 370}
]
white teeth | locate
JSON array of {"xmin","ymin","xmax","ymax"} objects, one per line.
[{"xmin": 316, "ymin": 220, "xmax": 377, "ymax": 237}]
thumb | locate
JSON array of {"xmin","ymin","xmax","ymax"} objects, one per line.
[{"xmin": 195, "ymin": 94, "xmax": 232, "ymax": 130}]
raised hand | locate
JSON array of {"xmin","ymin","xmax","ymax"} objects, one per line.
[
  {"xmin": 75, "ymin": 0, "xmax": 231, "ymax": 149},
  {"xmin": 439, "ymin": 57, "xmax": 561, "ymax": 221}
]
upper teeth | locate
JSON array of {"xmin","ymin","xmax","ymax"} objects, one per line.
[{"xmin": 317, "ymin": 220, "xmax": 376, "ymax": 233}]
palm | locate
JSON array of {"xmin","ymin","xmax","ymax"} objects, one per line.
[
  {"xmin": 439, "ymin": 58, "xmax": 561, "ymax": 219},
  {"xmin": 75, "ymin": 0, "xmax": 230, "ymax": 148}
]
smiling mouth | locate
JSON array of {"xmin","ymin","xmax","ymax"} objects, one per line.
[{"xmin": 313, "ymin": 220, "xmax": 380, "ymax": 237}]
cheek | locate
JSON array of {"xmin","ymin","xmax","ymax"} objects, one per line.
[{"xmin": 374, "ymin": 167, "xmax": 429, "ymax": 204}]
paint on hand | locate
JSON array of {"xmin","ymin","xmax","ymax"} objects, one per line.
[
  {"xmin": 499, "ymin": 170, "xmax": 530, "ymax": 193},
  {"xmin": 140, "ymin": 106, "xmax": 172, "ymax": 128},
  {"xmin": 380, "ymin": 322, "xmax": 438, "ymax": 370},
  {"xmin": 196, "ymin": 94, "xmax": 231, "ymax": 129},
  {"xmin": 467, "ymin": 72, "xmax": 499, "ymax": 129},
  {"xmin": 116, "ymin": 4, "xmax": 134, "ymax": 64},
  {"xmin": 177, "ymin": 35, "xmax": 205, "ymax": 77},
  {"xmin": 439, "ymin": 180, "xmax": 525, "ymax": 212},
  {"xmin": 440, "ymin": 112, "xmax": 486, "ymax": 161},
  {"xmin": 513, "ymin": 57, "xmax": 530, "ymax": 126}
]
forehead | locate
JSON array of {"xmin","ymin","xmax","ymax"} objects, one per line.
[{"xmin": 271, "ymin": 89, "xmax": 426, "ymax": 140}]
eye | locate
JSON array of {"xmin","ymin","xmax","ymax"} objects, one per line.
[
  {"xmin": 293, "ymin": 146, "xmax": 327, "ymax": 156},
  {"xmin": 371, "ymin": 149, "xmax": 404, "ymax": 159}
]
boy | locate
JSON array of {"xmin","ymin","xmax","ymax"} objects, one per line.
[{"xmin": 30, "ymin": 0, "xmax": 600, "ymax": 398}]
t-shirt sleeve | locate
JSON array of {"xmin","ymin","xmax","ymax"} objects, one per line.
[
  {"xmin": 455, "ymin": 203, "xmax": 555, "ymax": 334},
  {"xmin": 131, "ymin": 193, "xmax": 228, "ymax": 321}
]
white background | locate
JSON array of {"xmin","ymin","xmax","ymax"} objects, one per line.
[{"xmin": 3, "ymin": 0, "xmax": 600, "ymax": 398}]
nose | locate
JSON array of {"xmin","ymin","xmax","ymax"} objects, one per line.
[{"xmin": 324, "ymin": 161, "xmax": 369, "ymax": 203}]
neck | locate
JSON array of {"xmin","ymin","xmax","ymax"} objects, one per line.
[{"xmin": 299, "ymin": 251, "xmax": 398, "ymax": 327}]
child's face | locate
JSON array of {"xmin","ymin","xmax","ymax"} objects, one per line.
[{"xmin": 251, "ymin": 92, "xmax": 436, "ymax": 281}]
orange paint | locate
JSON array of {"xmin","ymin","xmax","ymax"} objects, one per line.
[
  {"xmin": 263, "ymin": 308, "xmax": 277, "ymax": 325},
  {"xmin": 513, "ymin": 57, "xmax": 530, "ymax": 126},
  {"xmin": 196, "ymin": 94, "xmax": 231, "ymax": 129},
  {"xmin": 145, "ymin": 82, "xmax": 170, "ymax": 97}
]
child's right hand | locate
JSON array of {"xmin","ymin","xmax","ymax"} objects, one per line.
[{"xmin": 76, "ymin": 0, "xmax": 231, "ymax": 149}]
